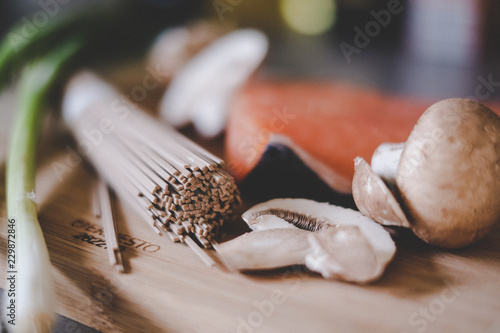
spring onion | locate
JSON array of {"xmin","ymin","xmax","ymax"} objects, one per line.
[{"xmin": 5, "ymin": 39, "xmax": 81, "ymax": 333}]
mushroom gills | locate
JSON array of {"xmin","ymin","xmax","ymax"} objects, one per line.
[{"xmin": 244, "ymin": 208, "xmax": 331, "ymax": 232}]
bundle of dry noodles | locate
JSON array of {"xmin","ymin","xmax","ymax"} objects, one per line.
[{"xmin": 62, "ymin": 71, "xmax": 240, "ymax": 256}]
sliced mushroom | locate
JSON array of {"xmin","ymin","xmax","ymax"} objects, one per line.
[
  {"xmin": 305, "ymin": 225, "xmax": 382, "ymax": 283},
  {"xmin": 216, "ymin": 228, "xmax": 311, "ymax": 271},
  {"xmin": 220, "ymin": 198, "xmax": 396, "ymax": 283},
  {"xmin": 352, "ymin": 157, "xmax": 410, "ymax": 228},
  {"xmin": 354, "ymin": 98, "xmax": 500, "ymax": 248},
  {"xmin": 159, "ymin": 29, "xmax": 268, "ymax": 137},
  {"xmin": 147, "ymin": 20, "xmax": 232, "ymax": 83},
  {"xmin": 243, "ymin": 199, "xmax": 396, "ymax": 262}
]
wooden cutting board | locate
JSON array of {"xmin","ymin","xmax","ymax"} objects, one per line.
[{"xmin": 1, "ymin": 67, "xmax": 500, "ymax": 333}]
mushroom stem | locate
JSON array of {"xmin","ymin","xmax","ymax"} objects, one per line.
[
  {"xmin": 216, "ymin": 229, "xmax": 311, "ymax": 271},
  {"xmin": 370, "ymin": 142, "xmax": 404, "ymax": 187}
]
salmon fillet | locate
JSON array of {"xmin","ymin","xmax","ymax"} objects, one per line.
[{"xmin": 226, "ymin": 80, "xmax": 500, "ymax": 194}]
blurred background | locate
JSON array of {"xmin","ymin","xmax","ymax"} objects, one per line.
[{"xmin": 1, "ymin": 0, "xmax": 500, "ymax": 100}]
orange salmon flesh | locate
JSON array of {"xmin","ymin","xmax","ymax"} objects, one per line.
[{"xmin": 225, "ymin": 81, "xmax": 500, "ymax": 193}]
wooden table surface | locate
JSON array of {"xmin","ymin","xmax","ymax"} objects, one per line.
[{"xmin": 1, "ymin": 62, "xmax": 500, "ymax": 333}]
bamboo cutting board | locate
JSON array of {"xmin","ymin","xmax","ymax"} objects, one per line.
[{"xmin": 2, "ymin": 70, "xmax": 500, "ymax": 333}]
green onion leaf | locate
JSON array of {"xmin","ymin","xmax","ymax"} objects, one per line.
[{"xmin": 5, "ymin": 38, "xmax": 82, "ymax": 333}]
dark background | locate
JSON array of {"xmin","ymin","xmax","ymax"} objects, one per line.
[{"xmin": 2, "ymin": 0, "xmax": 500, "ymax": 101}]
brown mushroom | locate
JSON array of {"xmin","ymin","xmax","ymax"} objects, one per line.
[{"xmin": 354, "ymin": 98, "xmax": 500, "ymax": 248}]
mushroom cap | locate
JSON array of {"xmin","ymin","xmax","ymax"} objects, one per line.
[{"xmin": 397, "ymin": 98, "xmax": 500, "ymax": 248}]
